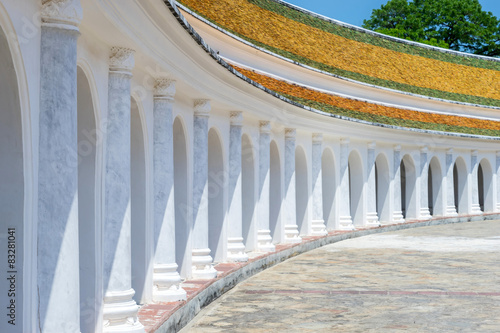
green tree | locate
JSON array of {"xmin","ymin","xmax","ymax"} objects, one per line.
[{"xmin": 363, "ymin": 0, "xmax": 500, "ymax": 56}]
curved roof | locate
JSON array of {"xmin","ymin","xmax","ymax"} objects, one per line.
[{"xmin": 178, "ymin": 0, "xmax": 500, "ymax": 108}]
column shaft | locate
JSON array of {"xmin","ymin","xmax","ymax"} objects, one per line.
[
  {"xmin": 256, "ymin": 121, "xmax": 275, "ymax": 252},
  {"xmin": 191, "ymin": 100, "xmax": 217, "ymax": 279},
  {"xmin": 419, "ymin": 148, "xmax": 431, "ymax": 218},
  {"xmin": 38, "ymin": 2, "xmax": 81, "ymax": 330},
  {"xmin": 339, "ymin": 139, "xmax": 354, "ymax": 230},
  {"xmin": 311, "ymin": 134, "xmax": 328, "ymax": 235},
  {"xmin": 366, "ymin": 143, "xmax": 379, "ymax": 226},
  {"xmin": 283, "ymin": 129, "xmax": 301, "ymax": 243},
  {"xmin": 152, "ymin": 79, "xmax": 186, "ymax": 301},
  {"xmin": 445, "ymin": 149, "xmax": 458, "ymax": 216},
  {"xmin": 470, "ymin": 150, "xmax": 481, "ymax": 213},
  {"xmin": 392, "ymin": 146, "xmax": 405, "ymax": 222},
  {"xmin": 497, "ymin": 152, "xmax": 500, "ymax": 211},
  {"xmin": 102, "ymin": 47, "xmax": 144, "ymax": 332},
  {"xmin": 227, "ymin": 112, "xmax": 248, "ymax": 261}
]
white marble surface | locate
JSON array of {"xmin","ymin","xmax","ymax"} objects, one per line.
[
  {"xmin": 311, "ymin": 134, "xmax": 327, "ymax": 235},
  {"xmin": 419, "ymin": 148, "xmax": 431, "ymax": 218},
  {"xmin": 227, "ymin": 112, "xmax": 248, "ymax": 261},
  {"xmin": 153, "ymin": 82, "xmax": 185, "ymax": 300},
  {"xmin": 339, "ymin": 139, "xmax": 354, "ymax": 230},
  {"xmin": 392, "ymin": 146, "xmax": 405, "ymax": 222},
  {"xmin": 445, "ymin": 149, "xmax": 458, "ymax": 216},
  {"xmin": 470, "ymin": 151, "xmax": 481, "ymax": 213},
  {"xmin": 283, "ymin": 129, "xmax": 301, "ymax": 242},
  {"xmin": 366, "ymin": 143, "xmax": 379, "ymax": 226},
  {"xmin": 38, "ymin": 23, "xmax": 80, "ymax": 333}
]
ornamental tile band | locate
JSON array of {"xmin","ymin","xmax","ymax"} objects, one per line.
[{"xmin": 178, "ymin": 0, "xmax": 500, "ymax": 106}]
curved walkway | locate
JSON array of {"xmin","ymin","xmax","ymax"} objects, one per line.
[{"xmin": 181, "ymin": 220, "xmax": 500, "ymax": 332}]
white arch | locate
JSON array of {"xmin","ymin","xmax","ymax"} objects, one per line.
[
  {"xmin": 479, "ymin": 158, "xmax": 494, "ymax": 212},
  {"xmin": 321, "ymin": 147, "xmax": 336, "ymax": 230},
  {"xmin": 401, "ymin": 154, "xmax": 417, "ymax": 219},
  {"xmin": 269, "ymin": 139, "xmax": 282, "ymax": 243},
  {"xmin": 130, "ymin": 96, "xmax": 151, "ymax": 304},
  {"xmin": 348, "ymin": 150, "xmax": 364, "ymax": 226},
  {"xmin": 428, "ymin": 156, "xmax": 444, "ymax": 216},
  {"xmin": 295, "ymin": 145, "xmax": 309, "ymax": 235},
  {"xmin": 241, "ymin": 133, "xmax": 256, "ymax": 251},
  {"xmin": 0, "ymin": 6, "xmax": 35, "ymax": 332},
  {"xmin": 375, "ymin": 152, "xmax": 391, "ymax": 223},
  {"xmin": 208, "ymin": 127, "xmax": 226, "ymax": 262},
  {"xmin": 173, "ymin": 116, "xmax": 190, "ymax": 278}
]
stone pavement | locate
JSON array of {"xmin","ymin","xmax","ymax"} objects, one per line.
[{"xmin": 181, "ymin": 220, "xmax": 500, "ymax": 332}]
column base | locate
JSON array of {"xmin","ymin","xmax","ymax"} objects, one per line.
[
  {"xmin": 419, "ymin": 208, "xmax": 432, "ymax": 219},
  {"xmin": 152, "ymin": 263, "xmax": 187, "ymax": 302},
  {"xmin": 192, "ymin": 248, "xmax": 218, "ymax": 280},
  {"xmin": 284, "ymin": 224, "xmax": 302, "ymax": 243},
  {"xmin": 497, "ymin": 203, "xmax": 500, "ymax": 212},
  {"xmin": 257, "ymin": 229, "xmax": 275, "ymax": 252},
  {"xmin": 227, "ymin": 237, "xmax": 249, "ymax": 262},
  {"xmin": 446, "ymin": 206, "xmax": 458, "ymax": 216},
  {"xmin": 392, "ymin": 211, "xmax": 405, "ymax": 223},
  {"xmin": 311, "ymin": 219, "xmax": 328, "ymax": 236},
  {"xmin": 471, "ymin": 204, "xmax": 482, "ymax": 214},
  {"xmin": 103, "ymin": 289, "xmax": 144, "ymax": 333},
  {"xmin": 365, "ymin": 212, "xmax": 380, "ymax": 227},
  {"xmin": 339, "ymin": 215, "xmax": 355, "ymax": 230}
]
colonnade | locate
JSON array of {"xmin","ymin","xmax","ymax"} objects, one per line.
[{"xmin": 1, "ymin": 1, "xmax": 500, "ymax": 332}]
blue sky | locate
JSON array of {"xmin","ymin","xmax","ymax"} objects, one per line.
[{"xmin": 285, "ymin": 0, "xmax": 500, "ymax": 28}]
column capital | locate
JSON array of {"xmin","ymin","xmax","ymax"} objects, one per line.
[
  {"xmin": 446, "ymin": 148, "xmax": 453, "ymax": 155},
  {"xmin": 109, "ymin": 47, "xmax": 135, "ymax": 74},
  {"xmin": 496, "ymin": 151, "xmax": 500, "ymax": 158},
  {"xmin": 194, "ymin": 99, "xmax": 211, "ymax": 117},
  {"xmin": 41, "ymin": 0, "xmax": 82, "ymax": 31},
  {"xmin": 312, "ymin": 133, "xmax": 323, "ymax": 144},
  {"xmin": 393, "ymin": 144, "xmax": 401, "ymax": 152},
  {"xmin": 229, "ymin": 111, "xmax": 243, "ymax": 126},
  {"xmin": 420, "ymin": 146, "xmax": 428, "ymax": 153},
  {"xmin": 368, "ymin": 141, "xmax": 376, "ymax": 150},
  {"xmin": 340, "ymin": 137, "xmax": 350, "ymax": 145},
  {"xmin": 285, "ymin": 128, "xmax": 296, "ymax": 139},
  {"xmin": 259, "ymin": 121, "xmax": 271, "ymax": 133},
  {"xmin": 154, "ymin": 78, "xmax": 176, "ymax": 100},
  {"xmin": 471, "ymin": 149, "xmax": 478, "ymax": 157}
]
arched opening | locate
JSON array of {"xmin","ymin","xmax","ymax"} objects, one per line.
[
  {"xmin": 348, "ymin": 151, "xmax": 364, "ymax": 226},
  {"xmin": 453, "ymin": 157, "xmax": 468, "ymax": 214},
  {"xmin": 401, "ymin": 155, "xmax": 417, "ymax": 219},
  {"xmin": 0, "ymin": 24, "xmax": 25, "ymax": 333},
  {"xmin": 479, "ymin": 158, "xmax": 494, "ymax": 212},
  {"xmin": 77, "ymin": 67, "xmax": 100, "ymax": 332},
  {"xmin": 269, "ymin": 140, "xmax": 282, "ymax": 243},
  {"xmin": 322, "ymin": 148, "xmax": 336, "ymax": 230},
  {"xmin": 208, "ymin": 128, "xmax": 225, "ymax": 263},
  {"xmin": 375, "ymin": 154, "xmax": 390, "ymax": 223},
  {"xmin": 295, "ymin": 146, "xmax": 308, "ymax": 235},
  {"xmin": 428, "ymin": 157, "xmax": 443, "ymax": 216},
  {"xmin": 173, "ymin": 117, "xmax": 189, "ymax": 278},
  {"xmin": 242, "ymin": 134, "xmax": 256, "ymax": 251},
  {"xmin": 130, "ymin": 98, "xmax": 148, "ymax": 304}
]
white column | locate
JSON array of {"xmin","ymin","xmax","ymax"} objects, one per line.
[
  {"xmin": 392, "ymin": 145, "xmax": 405, "ymax": 222},
  {"xmin": 445, "ymin": 148, "xmax": 458, "ymax": 216},
  {"xmin": 311, "ymin": 133, "xmax": 328, "ymax": 235},
  {"xmin": 152, "ymin": 79, "xmax": 186, "ymax": 301},
  {"xmin": 283, "ymin": 128, "xmax": 301, "ymax": 243},
  {"xmin": 38, "ymin": 1, "xmax": 82, "ymax": 331},
  {"xmin": 339, "ymin": 138, "xmax": 354, "ymax": 230},
  {"xmin": 496, "ymin": 151, "xmax": 500, "ymax": 211},
  {"xmin": 470, "ymin": 150, "xmax": 482, "ymax": 214},
  {"xmin": 227, "ymin": 111, "xmax": 249, "ymax": 262},
  {"xmin": 191, "ymin": 100, "xmax": 217, "ymax": 279},
  {"xmin": 103, "ymin": 47, "xmax": 144, "ymax": 332},
  {"xmin": 366, "ymin": 141, "xmax": 380, "ymax": 226},
  {"xmin": 419, "ymin": 146, "xmax": 432, "ymax": 219},
  {"xmin": 256, "ymin": 121, "xmax": 276, "ymax": 252}
]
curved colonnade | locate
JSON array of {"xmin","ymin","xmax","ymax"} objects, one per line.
[{"xmin": 0, "ymin": 0, "xmax": 499, "ymax": 332}]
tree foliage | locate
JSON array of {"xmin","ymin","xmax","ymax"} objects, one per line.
[{"xmin": 363, "ymin": 0, "xmax": 500, "ymax": 56}]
